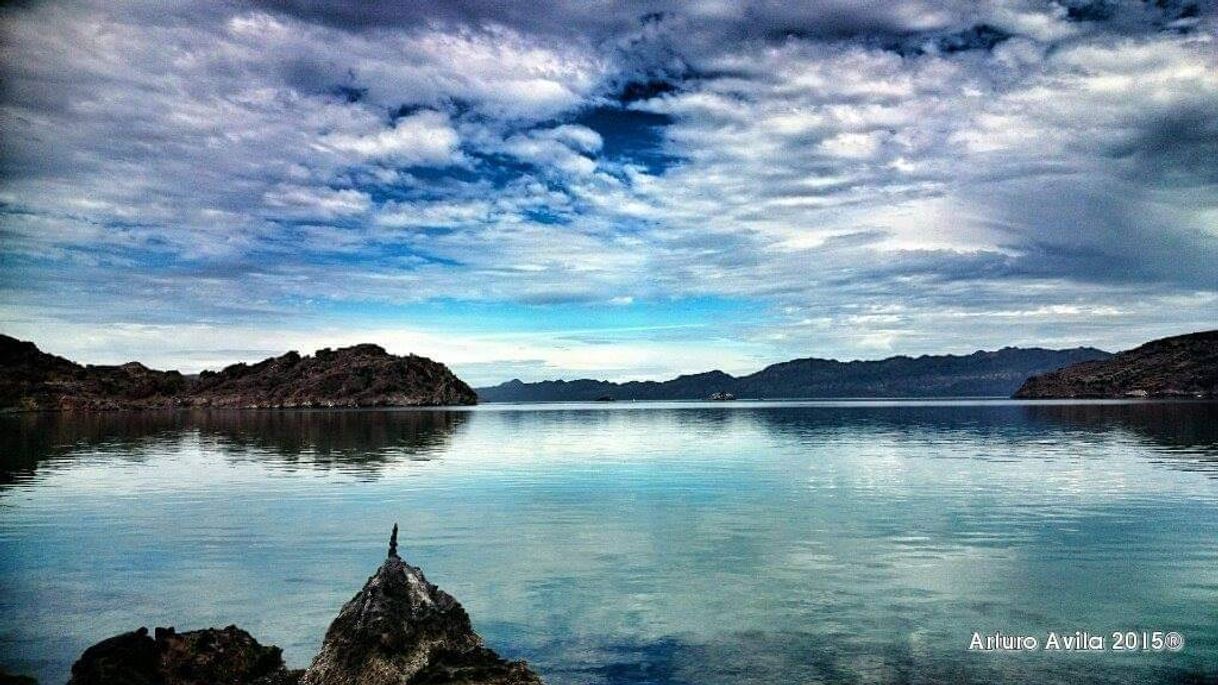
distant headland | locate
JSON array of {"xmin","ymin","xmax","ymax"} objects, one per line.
[
  {"xmin": 1015, "ymin": 330, "xmax": 1218, "ymax": 399},
  {"xmin": 477, "ymin": 346, "xmax": 1114, "ymax": 402},
  {"xmin": 0, "ymin": 335, "xmax": 477, "ymax": 412}
]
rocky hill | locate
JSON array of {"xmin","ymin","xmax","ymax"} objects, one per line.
[
  {"xmin": 189, "ymin": 344, "xmax": 476, "ymax": 408},
  {"xmin": 1014, "ymin": 330, "xmax": 1218, "ymax": 399},
  {"xmin": 478, "ymin": 346, "xmax": 1112, "ymax": 402},
  {"xmin": 0, "ymin": 335, "xmax": 476, "ymax": 411},
  {"xmin": 0, "ymin": 336, "xmax": 190, "ymax": 411}
]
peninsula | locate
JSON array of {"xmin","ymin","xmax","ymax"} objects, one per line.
[
  {"xmin": 0, "ymin": 335, "xmax": 477, "ymax": 411},
  {"xmin": 1014, "ymin": 330, "xmax": 1218, "ymax": 399}
]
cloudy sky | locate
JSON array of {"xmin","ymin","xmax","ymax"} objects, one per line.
[{"xmin": 1, "ymin": 0, "xmax": 1216, "ymax": 384}]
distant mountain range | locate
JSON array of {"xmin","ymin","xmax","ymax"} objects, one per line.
[
  {"xmin": 1015, "ymin": 330, "xmax": 1217, "ymax": 398},
  {"xmin": 477, "ymin": 346, "xmax": 1113, "ymax": 402},
  {"xmin": 0, "ymin": 335, "xmax": 476, "ymax": 411}
]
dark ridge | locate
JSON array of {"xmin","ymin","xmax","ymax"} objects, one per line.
[
  {"xmin": 1014, "ymin": 330, "xmax": 1218, "ymax": 398},
  {"xmin": 0, "ymin": 335, "xmax": 477, "ymax": 411},
  {"xmin": 477, "ymin": 346, "xmax": 1113, "ymax": 402}
]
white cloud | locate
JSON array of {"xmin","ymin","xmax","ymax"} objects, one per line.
[
  {"xmin": 1, "ymin": 0, "xmax": 1216, "ymax": 382},
  {"xmin": 323, "ymin": 110, "xmax": 460, "ymax": 164}
]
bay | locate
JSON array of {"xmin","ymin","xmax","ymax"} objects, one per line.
[{"xmin": 1, "ymin": 400, "xmax": 1216, "ymax": 684}]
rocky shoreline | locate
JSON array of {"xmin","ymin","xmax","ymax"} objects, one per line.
[
  {"xmin": 48, "ymin": 527, "xmax": 542, "ymax": 685},
  {"xmin": 1014, "ymin": 330, "xmax": 1218, "ymax": 399},
  {"xmin": 0, "ymin": 336, "xmax": 477, "ymax": 412}
]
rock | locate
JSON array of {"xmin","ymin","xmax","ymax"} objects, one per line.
[
  {"xmin": 189, "ymin": 344, "xmax": 477, "ymax": 408},
  {"xmin": 0, "ymin": 335, "xmax": 189, "ymax": 412},
  {"xmin": 0, "ymin": 335, "xmax": 476, "ymax": 412},
  {"xmin": 66, "ymin": 625, "xmax": 300, "ymax": 685},
  {"xmin": 301, "ymin": 529, "xmax": 542, "ymax": 685},
  {"xmin": 1014, "ymin": 330, "xmax": 1218, "ymax": 399},
  {"xmin": 0, "ymin": 671, "xmax": 38, "ymax": 685},
  {"xmin": 67, "ymin": 529, "xmax": 542, "ymax": 685}
]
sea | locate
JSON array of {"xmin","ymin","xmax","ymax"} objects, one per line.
[{"xmin": 2, "ymin": 400, "xmax": 1216, "ymax": 684}]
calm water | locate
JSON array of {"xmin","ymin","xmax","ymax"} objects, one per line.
[{"xmin": 2, "ymin": 401, "xmax": 1217, "ymax": 684}]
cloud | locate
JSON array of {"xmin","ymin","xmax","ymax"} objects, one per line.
[
  {"xmin": 1, "ymin": 0, "xmax": 1216, "ymax": 381},
  {"xmin": 322, "ymin": 110, "xmax": 460, "ymax": 164}
]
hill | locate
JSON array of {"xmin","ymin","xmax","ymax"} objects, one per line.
[
  {"xmin": 477, "ymin": 346, "xmax": 1112, "ymax": 402},
  {"xmin": 1014, "ymin": 330, "xmax": 1218, "ymax": 398},
  {"xmin": 0, "ymin": 335, "xmax": 476, "ymax": 411}
]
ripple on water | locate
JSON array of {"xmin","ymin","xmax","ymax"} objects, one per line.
[{"xmin": 1, "ymin": 402, "xmax": 1217, "ymax": 684}]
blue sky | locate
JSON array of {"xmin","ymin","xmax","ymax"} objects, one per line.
[{"xmin": 1, "ymin": 0, "xmax": 1216, "ymax": 384}]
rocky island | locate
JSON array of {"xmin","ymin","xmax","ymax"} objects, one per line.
[
  {"xmin": 1014, "ymin": 330, "xmax": 1218, "ymax": 399},
  {"xmin": 59, "ymin": 527, "xmax": 541, "ymax": 685},
  {"xmin": 0, "ymin": 335, "xmax": 476, "ymax": 411}
]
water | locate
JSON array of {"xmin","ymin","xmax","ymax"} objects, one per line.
[{"xmin": 1, "ymin": 401, "xmax": 1217, "ymax": 684}]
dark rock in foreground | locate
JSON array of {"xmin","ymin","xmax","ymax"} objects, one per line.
[
  {"xmin": 67, "ymin": 625, "xmax": 300, "ymax": 685},
  {"xmin": 65, "ymin": 528, "xmax": 542, "ymax": 685},
  {"xmin": 1014, "ymin": 330, "xmax": 1218, "ymax": 399},
  {"xmin": 301, "ymin": 526, "xmax": 542, "ymax": 685},
  {"xmin": 0, "ymin": 670, "xmax": 38, "ymax": 685},
  {"xmin": 0, "ymin": 335, "xmax": 476, "ymax": 411}
]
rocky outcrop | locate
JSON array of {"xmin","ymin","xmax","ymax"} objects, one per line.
[
  {"xmin": 189, "ymin": 345, "xmax": 476, "ymax": 408},
  {"xmin": 1014, "ymin": 330, "xmax": 1218, "ymax": 399},
  {"xmin": 66, "ymin": 625, "xmax": 300, "ymax": 685},
  {"xmin": 0, "ymin": 335, "xmax": 476, "ymax": 411},
  {"xmin": 301, "ymin": 526, "xmax": 542, "ymax": 685},
  {"xmin": 65, "ymin": 528, "xmax": 542, "ymax": 685},
  {"xmin": 0, "ymin": 336, "xmax": 190, "ymax": 411}
]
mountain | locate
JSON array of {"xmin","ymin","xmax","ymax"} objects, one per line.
[
  {"xmin": 1014, "ymin": 330, "xmax": 1218, "ymax": 399},
  {"xmin": 0, "ymin": 335, "xmax": 476, "ymax": 411},
  {"xmin": 477, "ymin": 347, "xmax": 1112, "ymax": 402}
]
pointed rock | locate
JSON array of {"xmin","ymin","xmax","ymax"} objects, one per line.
[{"xmin": 300, "ymin": 552, "xmax": 542, "ymax": 685}]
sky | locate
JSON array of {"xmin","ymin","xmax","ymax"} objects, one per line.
[{"xmin": 1, "ymin": 0, "xmax": 1216, "ymax": 385}]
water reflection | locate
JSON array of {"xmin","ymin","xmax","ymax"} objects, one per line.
[
  {"xmin": 0, "ymin": 409, "xmax": 471, "ymax": 485},
  {"xmin": 197, "ymin": 409, "xmax": 470, "ymax": 475},
  {"xmin": 1, "ymin": 402, "xmax": 1216, "ymax": 685},
  {"xmin": 746, "ymin": 401, "xmax": 1218, "ymax": 475},
  {"xmin": 1021, "ymin": 402, "xmax": 1218, "ymax": 451}
]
